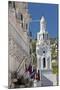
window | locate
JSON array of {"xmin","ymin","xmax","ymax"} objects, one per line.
[
  {"xmin": 43, "ymin": 33, "xmax": 44, "ymax": 39},
  {"xmin": 21, "ymin": 23, "xmax": 23, "ymax": 28},
  {"xmin": 13, "ymin": 2, "xmax": 15, "ymax": 9},
  {"xmin": 8, "ymin": 1, "xmax": 12, "ymax": 7},
  {"xmin": 9, "ymin": 1, "xmax": 12, "ymax": 4},
  {"xmin": 47, "ymin": 33, "xmax": 48, "ymax": 39},
  {"xmin": 30, "ymin": 48, "xmax": 31, "ymax": 55},
  {"xmin": 43, "ymin": 58, "xmax": 46, "ymax": 68},
  {"xmin": 43, "ymin": 51, "xmax": 45, "ymax": 53},
  {"xmin": 21, "ymin": 14, "xmax": 23, "ymax": 21},
  {"xmin": 26, "ymin": 24, "xmax": 28, "ymax": 30}
]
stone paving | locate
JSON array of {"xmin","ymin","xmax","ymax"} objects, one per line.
[{"xmin": 33, "ymin": 80, "xmax": 41, "ymax": 87}]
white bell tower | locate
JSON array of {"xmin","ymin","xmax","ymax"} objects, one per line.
[{"xmin": 36, "ymin": 16, "xmax": 52, "ymax": 73}]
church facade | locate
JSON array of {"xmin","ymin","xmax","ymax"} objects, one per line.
[
  {"xmin": 36, "ymin": 16, "xmax": 52, "ymax": 72},
  {"xmin": 36, "ymin": 16, "xmax": 58, "ymax": 86}
]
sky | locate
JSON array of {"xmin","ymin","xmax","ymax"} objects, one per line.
[{"xmin": 28, "ymin": 3, "xmax": 58, "ymax": 39}]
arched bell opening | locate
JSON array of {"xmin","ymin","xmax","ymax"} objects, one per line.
[{"xmin": 43, "ymin": 57, "xmax": 46, "ymax": 68}]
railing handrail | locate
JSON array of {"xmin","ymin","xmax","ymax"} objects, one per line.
[{"xmin": 16, "ymin": 56, "xmax": 26, "ymax": 73}]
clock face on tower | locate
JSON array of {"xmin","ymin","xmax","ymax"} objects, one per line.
[{"xmin": 37, "ymin": 45, "xmax": 48, "ymax": 56}]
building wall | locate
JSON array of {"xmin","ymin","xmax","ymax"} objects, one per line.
[{"xmin": 8, "ymin": 1, "xmax": 30, "ymax": 88}]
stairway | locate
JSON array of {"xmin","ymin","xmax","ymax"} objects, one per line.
[{"xmin": 41, "ymin": 74, "xmax": 53, "ymax": 86}]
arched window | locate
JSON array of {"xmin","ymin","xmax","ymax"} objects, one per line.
[
  {"xmin": 21, "ymin": 14, "xmax": 23, "ymax": 21},
  {"xmin": 43, "ymin": 51, "xmax": 45, "ymax": 53},
  {"xmin": 43, "ymin": 57, "xmax": 46, "ymax": 68},
  {"xmin": 43, "ymin": 33, "xmax": 44, "ymax": 39}
]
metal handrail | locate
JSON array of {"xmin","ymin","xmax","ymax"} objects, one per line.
[{"xmin": 16, "ymin": 56, "xmax": 26, "ymax": 73}]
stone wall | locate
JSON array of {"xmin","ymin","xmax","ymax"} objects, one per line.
[{"xmin": 8, "ymin": 1, "xmax": 30, "ymax": 88}]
